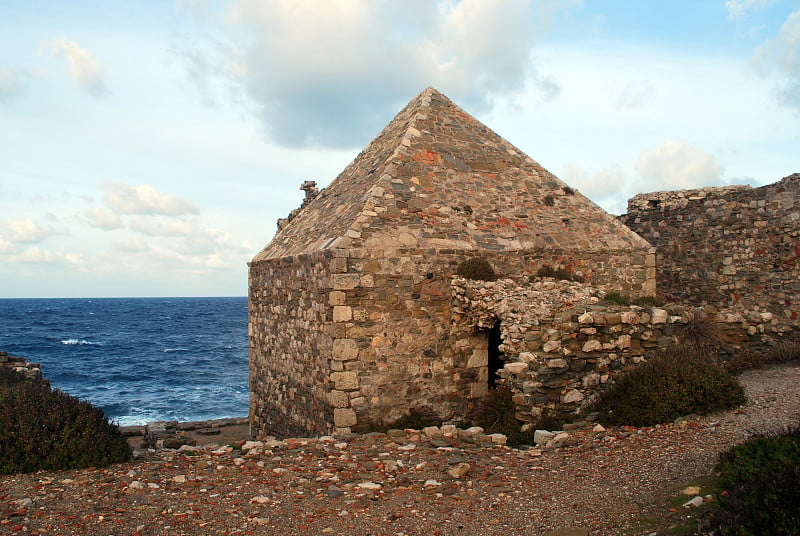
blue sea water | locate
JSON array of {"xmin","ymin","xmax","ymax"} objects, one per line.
[{"xmin": 0, "ymin": 297, "xmax": 249, "ymax": 426}]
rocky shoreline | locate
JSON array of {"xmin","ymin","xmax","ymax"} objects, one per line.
[{"xmin": 120, "ymin": 417, "xmax": 251, "ymax": 452}]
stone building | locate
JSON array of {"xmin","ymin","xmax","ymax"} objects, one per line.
[{"xmin": 248, "ymin": 87, "xmax": 655, "ymax": 438}]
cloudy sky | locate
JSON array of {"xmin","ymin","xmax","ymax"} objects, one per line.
[{"xmin": 1, "ymin": 0, "xmax": 798, "ymax": 298}]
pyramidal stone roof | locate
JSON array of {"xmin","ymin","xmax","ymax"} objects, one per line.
[{"xmin": 253, "ymin": 87, "xmax": 650, "ymax": 261}]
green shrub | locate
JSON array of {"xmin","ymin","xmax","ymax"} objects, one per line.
[
  {"xmin": 543, "ymin": 194, "xmax": 555, "ymax": 206},
  {"xmin": 766, "ymin": 340, "xmax": 800, "ymax": 364},
  {"xmin": 456, "ymin": 257, "xmax": 497, "ymax": 281},
  {"xmin": 710, "ymin": 424, "xmax": 800, "ymax": 535},
  {"xmin": 535, "ymin": 266, "xmax": 584, "ymax": 283},
  {"xmin": 470, "ymin": 386, "xmax": 536, "ymax": 447},
  {"xmin": 0, "ymin": 366, "xmax": 29, "ymax": 386},
  {"xmin": 0, "ymin": 370, "xmax": 131, "ymax": 474},
  {"xmin": 386, "ymin": 408, "xmax": 441, "ymax": 430},
  {"xmin": 681, "ymin": 309, "xmax": 723, "ymax": 354},
  {"xmin": 587, "ymin": 349, "xmax": 746, "ymax": 427},
  {"xmin": 724, "ymin": 341, "xmax": 800, "ymax": 374},
  {"xmin": 632, "ymin": 295, "xmax": 664, "ymax": 307},
  {"xmin": 603, "ymin": 291, "xmax": 631, "ymax": 305},
  {"xmin": 601, "ymin": 292, "xmax": 664, "ymax": 307}
]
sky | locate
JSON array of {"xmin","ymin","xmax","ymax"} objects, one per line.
[{"xmin": 1, "ymin": 0, "xmax": 798, "ymax": 298}]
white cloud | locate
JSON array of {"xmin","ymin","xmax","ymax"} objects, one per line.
[
  {"xmin": 634, "ymin": 141, "xmax": 724, "ymax": 192},
  {"xmin": 104, "ymin": 183, "xmax": 199, "ymax": 217},
  {"xmin": 0, "ymin": 218, "xmax": 69, "ymax": 244},
  {"xmin": 49, "ymin": 38, "xmax": 107, "ymax": 97},
  {"xmin": 0, "ymin": 68, "xmax": 31, "ymax": 102},
  {"xmin": 752, "ymin": 10, "xmax": 800, "ymax": 110},
  {"xmin": 614, "ymin": 80, "xmax": 655, "ymax": 109},
  {"xmin": 128, "ymin": 216, "xmax": 197, "ymax": 237},
  {"xmin": 560, "ymin": 163, "xmax": 630, "ymax": 214},
  {"xmin": 184, "ymin": 0, "xmax": 577, "ymax": 148},
  {"xmin": 113, "ymin": 239, "xmax": 151, "ymax": 253},
  {"xmin": 9, "ymin": 247, "xmax": 82, "ymax": 265},
  {"xmin": 83, "ymin": 207, "xmax": 123, "ymax": 230},
  {"xmin": 725, "ymin": 0, "xmax": 776, "ymax": 20},
  {"xmin": 0, "ymin": 235, "xmax": 15, "ymax": 253}
]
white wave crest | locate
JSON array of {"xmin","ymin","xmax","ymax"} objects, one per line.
[{"xmin": 60, "ymin": 338, "xmax": 99, "ymax": 346}]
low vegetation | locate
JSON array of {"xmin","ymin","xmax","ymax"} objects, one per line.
[
  {"xmin": 455, "ymin": 257, "xmax": 497, "ymax": 281},
  {"xmin": 534, "ymin": 265, "xmax": 584, "ymax": 283},
  {"xmin": 470, "ymin": 386, "xmax": 536, "ymax": 446},
  {"xmin": 0, "ymin": 368, "xmax": 131, "ymax": 475},
  {"xmin": 708, "ymin": 423, "xmax": 800, "ymax": 535},
  {"xmin": 723, "ymin": 340, "xmax": 800, "ymax": 374},
  {"xmin": 602, "ymin": 291, "xmax": 664, "ymax": 307},
  {"xmin": 585, "ymin": 348, "xmax": 746, "ymax": 427}
]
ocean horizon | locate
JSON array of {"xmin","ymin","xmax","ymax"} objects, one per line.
[{"xmin": 0, "ymin": 296, "xmax": 250, "ymax": 426}]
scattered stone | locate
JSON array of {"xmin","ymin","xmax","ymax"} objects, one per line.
[
  {"xmin": 534, "ymin": 430, "xmax": 555, "ymax": 446},
  {"xmin": 683, "ymin": 496, "xmax": 705, "ymax": 508},
  {"xmin": 447, "ymin": 462, "xmax": 471, "ymax": 479}
]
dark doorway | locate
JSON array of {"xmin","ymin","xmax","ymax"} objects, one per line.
[{"xmin": 487, "ymin": 319, "xmax": 504, "ymax": 389}]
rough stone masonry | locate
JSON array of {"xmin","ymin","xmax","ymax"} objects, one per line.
[{"xmin": 248, "ymin": 87, "xmax": 655, "ymax": 438}]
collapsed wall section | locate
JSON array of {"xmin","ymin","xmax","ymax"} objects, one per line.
[
  {"xmin": 453, "ymin": 278, "xmax": 790, "ymax": 422},
  {"xmin": 621, "ymin": 174, "xmax": 800, "ymax": 328}
]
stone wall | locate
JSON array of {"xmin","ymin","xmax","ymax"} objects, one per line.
[
  {"xmin": 249, "ymin": 242, "xmax": 654, "ymax": 438},
  {"xmin": 0, "ymin": 351, "xmax": 46, "ymax": 383},
  {"xmin": 621, "ymin": 173, "xmax": 800, "ymax": 329},
  {"xmin": 248, "ymin": 252, "xmax": 336, "ymax": 438},
  {"xmin": 451, "ymin": 278, "xmax": 788, "ymax": 421}
]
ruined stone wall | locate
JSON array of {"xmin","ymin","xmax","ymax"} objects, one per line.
[
  {"xmin": 621, "ymin": 174, "xmax": 800, "ymax": 328},
  {"xmin": 0, "ymin": 351, "xmax": 45, "ymax": 383},
  {"xmin": 452, "ymin": 278, "xmax": 787, "ymax": 421},
  {"xmin": 248, "ymin": 252, "xmax": 335, "ymax": 438}
]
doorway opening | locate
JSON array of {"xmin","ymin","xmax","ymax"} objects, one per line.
[{"xmin": 487, "ymin": 319, "xmax": 504, "ymax": 389}]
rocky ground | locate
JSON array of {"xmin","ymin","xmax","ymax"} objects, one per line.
[{"xmin": 2, "ymin": 363, "xmax": 799, "ymax": 536}]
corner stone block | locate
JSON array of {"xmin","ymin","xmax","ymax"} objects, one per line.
[
  {"xmin": 333, "ymin": 306, "xmax": 353, "ymax": 322},
  {"xmin": 469, "ymin": 382, "xmax": 488, "ymax": 398},
  {"xmin": 328, "ymin": 291, "xmax": 347, "ymax": 306},
  {"xmin": 332, "ymin": 273, "xmax": 361, "ymax": 290},
  {"xmin": 333, "ymin": 408, "xmax": 357, "ymax": 428},
  {"xmin": 467, "ymin": 348, "xmax": 488, "ymax": 368},
  {"xmin": 331, "ymin": 371, "xmax": 359, "ymax": 391},
  {"xmin": 328, "ymin": 390, "xmax": 350, "ymax": 408},
  {"xmin": 332, "ymin": 339, "xmax": 359, "ymax": 361}
]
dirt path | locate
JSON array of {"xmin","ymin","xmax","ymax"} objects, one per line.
[{"xmin": 2, "ymin": 363, "xmax": 799, "ymax": 535}]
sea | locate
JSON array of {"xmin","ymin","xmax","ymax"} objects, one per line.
[{"xmin": 0, "ymin": 297, "xmax": 249, "ymax": 426}]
